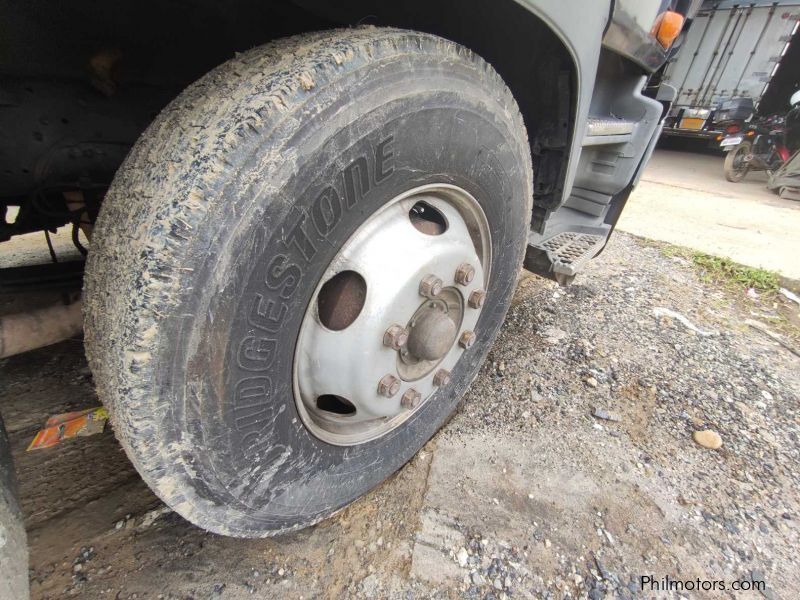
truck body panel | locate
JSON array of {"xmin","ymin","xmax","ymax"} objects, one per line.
[{"xmin": 662, "ymin": 0, "xmax": 800, "ymax": 139}]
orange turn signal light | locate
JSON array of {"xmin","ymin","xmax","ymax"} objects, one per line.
[{"xmin": 653, "ymin": 11, "xmax": 685, "ymax": 49}]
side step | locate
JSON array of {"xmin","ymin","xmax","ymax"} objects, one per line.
[
  {"xmin": 524, "ymin": 231, "xmax": 606, "ymax": 285},
  {"xmin": 583, "ymin": 117, "xmax": 635, "ymax": 146}
]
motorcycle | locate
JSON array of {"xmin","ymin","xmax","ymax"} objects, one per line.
[{"xmin": 720, "ymin": 114, "xmax": 791, "ymax": 182}]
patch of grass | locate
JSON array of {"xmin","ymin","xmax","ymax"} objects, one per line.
[
  {"xmin": 660, "ymin": 244, "xmax": 780, "ymax": 292},
  {"xmin": 690, "ymin": 253, "xmax": 780, "ymax": 292},
  {"xmin": 660, "ymin": 244, "xmax": 691, "ymax": 259}
]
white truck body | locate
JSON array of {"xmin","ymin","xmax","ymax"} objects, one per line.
[{"xmin": 661, "ymin": 0, "xmax": 799, "ymax": 138}]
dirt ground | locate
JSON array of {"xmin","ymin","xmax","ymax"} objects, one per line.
[
  {"xmin": 619, "ymin": 148, "xmax": 800, "ymax": 280},
  {"xmin": 2, "ymin": 226, "xmax": 799, "ymax": 599}
]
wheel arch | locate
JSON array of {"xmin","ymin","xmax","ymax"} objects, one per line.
[{"xmin": 294, "ymin": 0, "xmax": 610, "ymax": 228}]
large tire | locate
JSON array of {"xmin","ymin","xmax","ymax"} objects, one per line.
[
  {"xmin": 724, "ymin": 142, "xmax": 751, "ymax": 182},
  {"xmin": 85, "ymin": 27, "xmax": 532, "ymax": 536}
]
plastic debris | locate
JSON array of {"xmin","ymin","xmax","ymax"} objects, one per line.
[
  {"xmin": 27, "ymin": 407, "xmax": 108, "ymax": 451},
  {"xmin": 653, "ymin": 307, "xmax": 715, "ymax": 337},
  {"xmin": 779, "ymin": 287, "xmax": 800, "ymax": 309}
]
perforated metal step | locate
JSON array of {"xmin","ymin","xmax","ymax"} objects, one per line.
[{"xmin": 539, "ymin": 232, "xmax": 605, "ymax": 278}]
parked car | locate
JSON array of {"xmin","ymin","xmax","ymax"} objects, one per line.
[{"xmin": 0, "ymin": 1, "xmax": 698, "ymax": 596}]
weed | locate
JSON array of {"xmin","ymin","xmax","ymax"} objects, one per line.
[
  {"xmin": 658, "ymin": 243, "xmax": 780, "ymax": 292},
  {"xmin": 690, "ymin": 252, "xmax": 780, "ymax": 292}
]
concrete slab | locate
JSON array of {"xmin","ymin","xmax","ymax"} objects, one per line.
[{"xmin": 619, "ymin": 149, "xmax": 800, "ymax": 280}]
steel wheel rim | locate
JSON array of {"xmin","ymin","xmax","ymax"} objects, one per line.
[{"xmin": 292, "ymin": 183, "xmax": 491, "ymax": 446}]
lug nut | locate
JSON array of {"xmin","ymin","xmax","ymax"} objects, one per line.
[
  {"xmin": 459, "ymin": 330, "xmax": 476, "ymax": 349},
  {"xmin": 433, "ymin": 369, "xmax": 451, "ymax": 387},
  {"xmin": 419, "ymin": 274, "xmax": 443, "ymax": 298},
  {"xmin": 383, "ymin": 324, "xmax": 409, "ymax": 350},
  {"xmin": 455, "ymin": 263, "xmax": 476, "ymax": 286},
  {"xmin": 468, "ymin": 289, "xmax": 486, "ymax": 309},
  {"xmin": 377, "ymin": 374, "xmax": 401, "ymax": 398},
  {"xmin": 401, "ymin": 388, "xmax": 422, "ymax": 409}
]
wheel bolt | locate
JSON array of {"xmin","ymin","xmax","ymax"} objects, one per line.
[
  {"xmin": 459, "ymin": 330, "xmax": 476, "ymax": 349},
  {"xmin": 419, "ymin": 274, "xmax": 443, "ymax": 298},
  {"xmin": 377, "ymin": 374, "xmax": 401, "ymax": 398},
  {"xmin": 468, "ymin": 289, "xmax": 486, "ymax": 309},
  {"xmin": 433, "ymin": 369, "xmax": 451, "ymax": 387},
  {"xmin": 383, "ymin": 324, "xmax": 409, "ymax": 350},
  {"xmin": 455, "ymin": 263, "xmax": 476, "ymax": 286},
  {"xmin": 401, "ymin": 388, "xmax": 422, "ymax": 409}
]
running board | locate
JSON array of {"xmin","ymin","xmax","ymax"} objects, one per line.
[
  {"xmin": 583, "ymin": 117, "xmax": 635, "ymax": 146},
  {"xmin": 524, "ymin": 231, "xmax": 606, "ymax": 285}
]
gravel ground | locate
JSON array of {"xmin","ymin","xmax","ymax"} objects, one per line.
[{"xmin": 2, "ymin": 231, "xmax": 799, "ymax": 599}]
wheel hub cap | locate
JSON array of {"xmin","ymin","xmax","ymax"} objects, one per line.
[{"xmin": 405, "ymin": 301, "xmax": 458, "ymax": 362}]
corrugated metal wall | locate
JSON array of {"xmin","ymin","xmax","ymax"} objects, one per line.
[{"xmin": 664, "ymin": 0, "xmax": 800, "ymax": 108}]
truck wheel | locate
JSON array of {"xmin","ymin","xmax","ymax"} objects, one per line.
[
  {"xmin": 724, "ymin": 142, "xmax": 751, "ymax": 182},
  {"xmin": 0, "ymin": 415, "xmax": 28, "ymax": 599},
  {"xmin": 85, "ymin": 28, "xmax": 532, "ymax": 537}
]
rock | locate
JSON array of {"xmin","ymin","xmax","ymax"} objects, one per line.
[
  {"xmin": 456, "ymin": 548, "xmax": 469, "ymax": 568},
  {"xmin": 592, "ymin": 407, "xmax": 620, "ymax": 422},
  {"xmin": 750, "ymin": 570, "xmax": 776, "ymax": 600},
  {"xmin": 471, "ymin": 572, "xmax": 486, "ymax": 585},
  {"xmin": 693, "ymin": 429, "xmax": 723, "ymax": 449},
  {"xmin": 603, "ymin": 529, "xmax": 615, "ymax": 545},
  {"xmin": 584, "ymin": 376, "xmax": 599, "ymax": 388},
  {"xmin": 360, "ymin": 574, "xmax": 380, "ymax": 597},
  {"xmin": 544, "ymin": 539, "xmax": 551, "ymax": 549},
  {"xmin": 724, "ymin": 521, "xmax": 740, "ymax": 534},
  {"xmin": 594, "ymin": 557, "xmax": 612, "ymax": 580},
  {"xmin": 137, "ymin": 506, "xmax": 172, "ymax": 530},
  {"xmin": 542, "ymin": 326, "xmax": 567, "ymax": 344}
]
